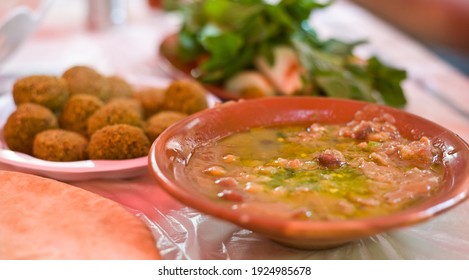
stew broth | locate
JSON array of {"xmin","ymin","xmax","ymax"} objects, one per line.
[{"xmin": 186, "ymin": 112, "xmax": 444, "ymax": 221}]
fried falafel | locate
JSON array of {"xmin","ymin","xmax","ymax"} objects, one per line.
[
  {"xmin": 62, "ymin": 66, "xmax": 111, "ymax": 102},
  {"xmin": 144, "ymin": 111, "xmax": 187, "ymax": 142},
  {"xmin": 88, "ymin": 124, "xmax": 150, "ymax": 160},
  {"xmin": 3, "ymin": 103, "xmax": 58, "ymax": 155},
  {"xmin": 33, "ymin": 129, "xmax": 88, "ymax": 161},
  {"xmin": 162, "ymin": 79, "xmax": 208, "ymax": 114},
  {"xmin": 106, "ymin": 76, "xmax": 133, "ymax": 100},
  {"xmin": 86, "ymin": 101, "xmax": 144, "ymax": 136},
  {"xmin": 13, "ymin": 75, "xmax": 69, "ymax": 111},
  {"xmin": 59, "ymin": 94, "xmax": 104, "ymax": 136},
  {"xmin": 133, "ymin": 87, "xmax": 165, "ymax": 119},
  {"xmin": 107, "ymin": 97, "xmax": 143, "ymax": 118}
]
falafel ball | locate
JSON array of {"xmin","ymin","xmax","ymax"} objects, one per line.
[
  {"xmin": 3, "ymin": 103, "xmax": 58, "ymax": 155},
  {"xmin": 62, "ymin": 66, "xmax": 111, "ymax": 102},
  {"xmin": 86, "ymin": 100, "xmax": 144, "ymax": 136},
  {"xmin": 13, "ymin": 75, "xmax": 69, "ymax": 111},
  {"xmin": 162, "ymin": 79, "xmax": 208, "ymax": 115},
  {"xmin": 106, "ymin": 76, "xmax": 133, "ymax": 100},
  {"xmin": 33, "ymin": 129, "xmax": 88, "ymax": 162},
  {"xmin": 88, "ymin": 124, "xmax": 150, "ymax": 160},
  {"xmin": 59, "ymin": 94, "xmax": 104, "ymax": 136},
  {"xmin": 144, "ymin": 111, "xmax": 187, "ymax": 142},
  {"xmin": 107, "ymin": 97, "xmax": 143, "ymax": 118},
  {"xmin": 133, "ymin": 87, "xmax": 165, "ymax": 119}
]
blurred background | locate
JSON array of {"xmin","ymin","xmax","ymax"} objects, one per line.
[
  {"xmin": 1, "ymin": 0, "xmax": 468, "ymax": 75},
  {"xmin": 351, "ymin": 0, "xmax": 469, "ymax": 75},
  {"xmin": 1, "ymin": 0, "xmax": 468, "ymax": 101}
]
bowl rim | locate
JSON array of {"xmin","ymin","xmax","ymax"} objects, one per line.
[{"xmin": 149, "ymin": 97, "xmax": 469, "ymax": 240}]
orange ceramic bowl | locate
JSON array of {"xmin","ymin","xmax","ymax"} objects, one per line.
[{"xmin": 148, "ymin": 97, "xmax": 469, "ymax": 249}]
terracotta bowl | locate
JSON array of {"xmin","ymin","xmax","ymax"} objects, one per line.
[{"xmin": 148, "ymin": 97, "xmax": 469, "ymax": 249}]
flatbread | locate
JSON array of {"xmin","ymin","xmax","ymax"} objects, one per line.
[{"xmin": 0, "ymin": 171, "xmax": 161, "ymax": 260}]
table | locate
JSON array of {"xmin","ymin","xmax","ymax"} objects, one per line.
[{"xmin": 1, "ymin": 0, "xmax": 469, "ymax": 259}]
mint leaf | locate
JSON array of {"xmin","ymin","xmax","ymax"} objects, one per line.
[{"xmin": 367, "ymin": 57, "xmax": 407, "ymax": 107}]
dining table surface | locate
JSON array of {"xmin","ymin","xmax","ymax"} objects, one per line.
[{"xmin": 1, "ymin": 0, "xmax": 469, "ymax": 260}]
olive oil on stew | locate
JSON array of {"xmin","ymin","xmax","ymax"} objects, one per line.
[{"xmin": 186, "ymin": 113, "xmax": 444, "ymax": 221}]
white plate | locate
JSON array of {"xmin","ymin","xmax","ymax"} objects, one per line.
[
  {"xmin": 0, "ymin": 94, "xmax": 148, "ymax": 181},
  {"xmin": 0, "ymin": 91, "xmax": 220, "ymax": 181}
]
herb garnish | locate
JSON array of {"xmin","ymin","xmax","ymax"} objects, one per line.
[{"xmin": 164, "ymin": 0, "xmax": 407, "ymax": 107}]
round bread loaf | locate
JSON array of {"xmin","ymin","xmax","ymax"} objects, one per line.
[{"xmin": 0, "ymin": 171, "xmax": 161, "ymax": 259}]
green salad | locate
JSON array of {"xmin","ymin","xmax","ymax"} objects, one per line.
[{"xmin": 163, "ymin": 0, "xmax": 407, "ymax": 107}]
